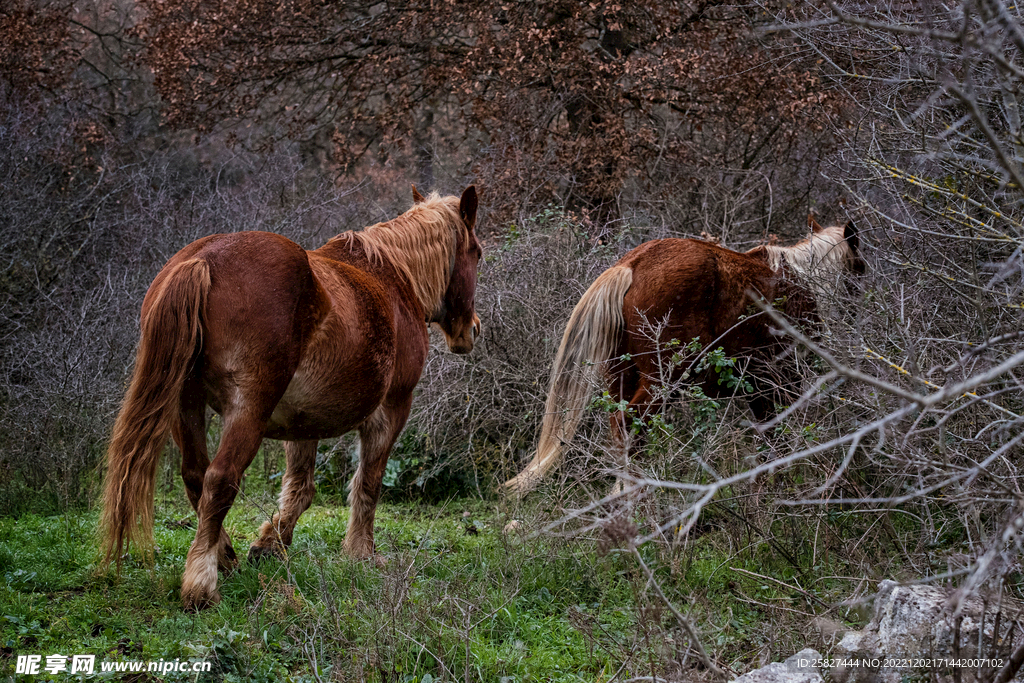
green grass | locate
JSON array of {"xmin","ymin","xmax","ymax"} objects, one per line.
[
  {"xmin": 0, "ymin": 478, "xmax": 874, "ymax": 682},
  {"xmin": 0, "ymin": 499, "xmax": 638, "ymax": 681}
]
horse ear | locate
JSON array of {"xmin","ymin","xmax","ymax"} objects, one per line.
[
  {"xmin": 460, "ymin": 185, "xmax": 478, "ymax": 232},
  {"xmin": 808, "ymin": 214, "xmax": 825, "ymax": 233},
  {"xmin": 843, "ymin": 220, "xmax": 860, "ymax": 252},
  {"xmin": 412, "ymin": 184, "xmax": 425, "ymax": 204}
]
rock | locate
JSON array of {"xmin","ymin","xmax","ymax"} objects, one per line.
[
  {"xmin": 784, "ymin": 650, "xmax": 825, "ymax": 676},
  {"xmin": 832, "ymin": 580, "xmax": 1018, "ymax": 683},
  {"xmin": 732, "ymin": 648, "xmax": 824, "ymax": 683}
]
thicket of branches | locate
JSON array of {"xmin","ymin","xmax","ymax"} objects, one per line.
[
  {"xmin": 136, "ymin": 0, "xmax": 842, "ymax": 224},
  {"xmin": 782, "ymin": 0, "xmax": 1024, "ymax": 596},
  {"xmin": 484, "ymin": 1, "xmax": 1024, "ymax": 674},
  {"xmin": 0, "ymin": 0, "xmax": 842, "ymax": 507}
]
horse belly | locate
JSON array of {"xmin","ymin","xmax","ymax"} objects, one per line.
[{"xmin": 264, "ymin": 362, "xmax": 387, "ymax": 440}]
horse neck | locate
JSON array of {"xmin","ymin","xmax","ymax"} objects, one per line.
[
  {"xmin": 765, "ymin": 226, "xmax": 850, "ymax": 279},
  {"xmin": 353, "ymin": 204, "xmax": 458, "ymax": 317}
]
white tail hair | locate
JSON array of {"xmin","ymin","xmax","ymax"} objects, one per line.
[{"xmin": 504, "ymin": 266, "xmax": 634, "ymax": 497}]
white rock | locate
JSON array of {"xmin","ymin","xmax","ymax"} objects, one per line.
[
  {"xmin": 832, "ymin": 580, "xmax": 1017, "ymax": 683},
  {"xmin": 732, "ymin": 648, "xmax": 824, "ymax": 683}
]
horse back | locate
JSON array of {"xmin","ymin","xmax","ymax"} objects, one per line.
[{"xmin": 617, "ymin": 238, "xmax": 808, "ymax": 365}]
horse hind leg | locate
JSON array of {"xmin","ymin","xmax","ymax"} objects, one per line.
[
  {"xmin": 248, "ymin": 440, "xmax": 318, "ymax": 563},
  {"xmin": 610, "ymin": 379, "xmax": 657, "ymax": 498},
  {"xmin": 606, "ymin": 366, "xmax": 638, "ymax": 497},
  {"xmin": 345, "ymin": 399, "xmax": 412, "ymax": 560},
  {"xmin": 180, "ymin": 412, "xmax": 265, "ymax": 610},
  {"xmin": 171, "ymin": 379, "xmax": 237, "ymax": 572}
]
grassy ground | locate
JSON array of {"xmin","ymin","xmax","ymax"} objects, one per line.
[{"xmin": 0, "ymin": 478, "xmax": 873, "ymax": 683}]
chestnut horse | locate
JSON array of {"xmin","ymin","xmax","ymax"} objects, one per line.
[
  {"xmin": 100, "ymin": 186, "xmax": 481, "ymax": 609},
  {"xmin": 504, "ymin": 219, "xmax": 864, "ymax": 496}
]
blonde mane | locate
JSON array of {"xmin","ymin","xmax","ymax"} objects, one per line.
[
  {"xmin": 336, "ymin": 192, "xmax": 466, "ymax": 316},
  {"xmin": 764, "ymin": 225, "xmax": 854, "ymax": 279}
]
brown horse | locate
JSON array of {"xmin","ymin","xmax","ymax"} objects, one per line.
[
  {"xmin": 504, "ymin": 219, "xmax": 864, "ymax": 496},
  {"xmin": 100, "ymin": 185, "xmax": 481, "ymax": 609}
]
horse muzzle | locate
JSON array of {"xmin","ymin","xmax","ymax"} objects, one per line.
[{"xmin": 445, "ymin": 314, "xmax": 481, "ymax": 354}]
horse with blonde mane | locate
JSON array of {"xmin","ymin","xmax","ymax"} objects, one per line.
[
  {"xmin": 100, "ymin": 185, "xmax": 482, "ymax": 609},
  {"xmin": 504, "ymin": 218, "xmax": 864, "ymax": 496}
]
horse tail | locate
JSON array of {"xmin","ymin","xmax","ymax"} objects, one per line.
[
  {"xmin": 504, "ymin": 265, "xmax": 633, "ymax": 497},
  {"xmin": 99, "ymin": 258, "xmax": 210, "ymax": 571}
]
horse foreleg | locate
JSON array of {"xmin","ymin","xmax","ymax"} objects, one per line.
[
  {"xmin": 747, "ymin": 355, "xmax": 802, "ymax": 423},
  {"xmin": 181, "ymin": 414, "xmax": 263, "ymax": 610},
  {"xmin": 249, "ymin": 440, "xmax": 318, "ymax": 563},
  {"xmin": 345, "ymin": 400, "xmax": 412, "ymax": 559},
  {"xmin": 172, "ymin": 382, "xmax": 237, "ymax": 573}
]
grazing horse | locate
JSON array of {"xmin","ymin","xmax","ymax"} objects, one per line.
[
  {"xmin": 100, "ymin": 186, "xmax": 482, "ymax": 609},
  {"xmin": 504, "ymin": 219, "xmax": 864, "ymax": 496}
]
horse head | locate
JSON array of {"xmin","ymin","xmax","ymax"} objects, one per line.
[
  {"xmin": 764, "ymin": 216, "xmax": 867, "ymax": 285},
  {"xmin": 842, "ymin": 220, "xmax": 867, "ymax": 276},
  {"xmin": 430, "ymin": 185, "xmax": 482, "ymax": 354}
]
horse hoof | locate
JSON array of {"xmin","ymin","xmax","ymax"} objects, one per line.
[
  {"xmin": 343, "ymin": 536, "xmax": 375, "ymax": 561},
  {"xmin": 247, "ymin": 544, "xmax": 285, "ymax": 565},
  {"xmin": 181, "ymin": 588, "xmax": 220, "ymax": 611},
  {"xmin": 372, "ymin": 554, "xmax": 389, "ymax": 569}
]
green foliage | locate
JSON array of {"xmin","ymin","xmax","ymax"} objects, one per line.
[
  {"xmin": 588, "ymin": 340, "xmax": 751, "ymax": 440},
  {"xmin": 695, "ymin": 347, "xmax": 754, "ymax": 394},
  {"xmin": 589, "ymin": 391, "xmax": 631, "ymax": 416}
]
